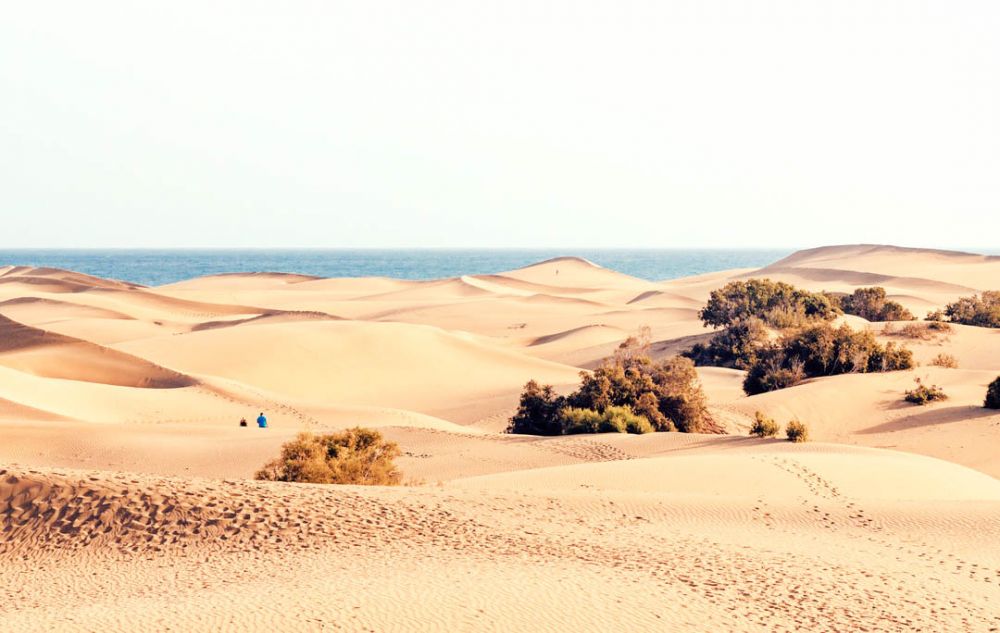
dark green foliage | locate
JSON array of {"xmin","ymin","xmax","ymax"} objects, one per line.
[
  {"xmin": 684, "ymin": 317, "xmax": 769, "ymax": 370},
  {"xmin": 742, "ymin": 323, "xmax": 914, "ymax": 395},
  {"xmin": 698, "ymin": 279, "xmax": 838, "ymax": 329},
  {"xmin": 840, "ymin": 287, "xmax": 915, "ymax": 322},
  {"xmin": 749, "ymin": 411, "xmax": 779, "ymax": 437},
  {"xmin": 508, "ymin": 340, "xmax": 715, "ymax": 436},
  {"xmin": 985, "ymin": 377, "xmax": 1000, "ymax": 409},
  {"xmin": 507, "ymin": 380, "xmax": 566, "ymax": 435},
  {"xmin": 255, "ymin": 428, "xmax": 402, "ymax": 485},
  {"xmin": 904, "ymin": 378, "xmax": 947, "ymax": 405},
  {"xmin": 785, "ymin": 420, "xmax": 809, "ymax": 443},
  {"xmin": 943, "ymin": 291, "xmax": 1000, "ymax": 328}
]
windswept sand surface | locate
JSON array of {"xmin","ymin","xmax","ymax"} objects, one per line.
[{"xmin": 2, "ymin": 245, "xmax": 1000, "ymax": 631}]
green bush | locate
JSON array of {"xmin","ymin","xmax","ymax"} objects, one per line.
[
  {"xmin": 255, "ymin": 428, "xmax": 402, "ymax": 485},
  {"xmin": 943, "ymin": 291, "xmax": 1000, "ymax": 328},
  {"xmin": 929, "ymin": 353, "xmax": 958, "ymax": 368},
  {"xmin": 985, "ymin": 377, "xmax": 1000, "ymax": 409},
  {"xmin": 743, "ymin": 354, "xmax": 807, "ymax": 395},
  {"xmin": 684, "ymin": 316, "xmax": 770, "ymax": 370},
  {"xmin": 749, "ymin": 411, "xmax": 780, "ymax": 438},
  {"xmin": 785, "ymin": 420, "xmax": 809, "ymax": 443},
  {"xmin": 558, "ymin": 405, "xmax": 654, "ymax": 435},
  {"xmin": 840, "ymin": 287, "xmax": 915, "ymax": 322},
  {"xmin": 509, "ymin": 339, "xmax": 716, "ymax": 435},
  {"xmin": 904, "ymin": 378, "xmax": 947, "ymax": 405},
  {"xmin": 742, "ymin": 323, "xmax": 913, "ymax": 395},
  {"xmin": 699, "ymin": 279, "xmax": 838, "ymax": 329},
  {"xmin": 558, "ymin": 407, "xmax": 603, "ymax": 434}
]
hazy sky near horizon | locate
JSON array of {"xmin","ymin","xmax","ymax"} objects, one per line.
[{"xmin": 1, "ymin": 1, "xmax": 998, "ymax": 249}]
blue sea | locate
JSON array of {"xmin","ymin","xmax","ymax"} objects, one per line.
[{"xmin": 0, "ymin": 249, "xmax": 793, "ymax": 287}]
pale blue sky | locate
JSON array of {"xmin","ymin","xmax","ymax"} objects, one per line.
[{"xmin": 1, "ymin": 1, "xmax": 997, "ymax": 248}]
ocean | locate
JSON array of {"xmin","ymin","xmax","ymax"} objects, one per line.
[{"xmin": 0, "ymin": 249, "xmax": 793, "ymax": 287}]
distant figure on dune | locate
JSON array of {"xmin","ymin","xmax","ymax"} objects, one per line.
[
  {"xmin": 239, "ymin": 417, "xmax": 247, "ymax": 427},
  {"xmin": 257, "ymin": 412, "xmax": 268, "ymax": 428}
]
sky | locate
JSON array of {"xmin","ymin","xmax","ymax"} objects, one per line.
[{"xmin": 1, "ymin": 1, "xmax": 997, "ymax": 249}]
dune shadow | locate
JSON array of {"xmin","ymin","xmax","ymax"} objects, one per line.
[{"xmin": 859, "ymin": 405, "xmax": 999, "ymax": 435}]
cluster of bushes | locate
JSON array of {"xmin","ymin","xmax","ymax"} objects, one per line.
[
  {"xmin": 986, "ymin": 377, "xmax": 1000, "ymax": 409},
  {"xmin": 686, "ymin": 279, "xmax": 915, "ymax": 395},
  {"xmin": 698, "ymin": 279, "xmax": 838, "ymax": 329},
  {"xmin": 742, "ymin": 323, "xmax": 914, "ymax": 395},
  {"xmin": 832, "ymin": 287, "xmax": 915, "ymax": 322},
  {"xmin": 904, "ymin": 378, "xmax": 947, "ymax": 405},
  {"xmin": 255, "ymin": 428, "xmax": 402, "ymax": 485},
  {"xmin": 934, "ymin": 291, "xmax": 1000, "ymax": 328},
  {"xmin": 508, "ymin": 339, "xmax": 716, "ymax": 436}
]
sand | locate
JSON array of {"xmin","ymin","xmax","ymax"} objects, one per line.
[{"xmin": 2, "ymin": 245, "xmax": 999, "ymax": 631}]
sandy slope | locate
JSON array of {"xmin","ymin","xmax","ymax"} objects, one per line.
[{"xmin": 2, "ymin": 245, "xmax": 1000, "ymax": 631}]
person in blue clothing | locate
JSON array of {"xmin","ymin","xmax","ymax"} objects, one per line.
[{"xmin": 256, "ymin": 412, "xmax": 267, "ymax": 428}]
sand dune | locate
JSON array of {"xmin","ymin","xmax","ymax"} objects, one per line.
[{"xmin": 2, "ymin": 244, "xmax": 1000, "ymax": 632}]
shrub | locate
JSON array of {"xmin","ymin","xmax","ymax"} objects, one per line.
[
  {"xmin": 943, "ymin": 291, "xmax": 1000, "ymax": 328},
  {"xmin": 925, "ymin": 309, "xmax": 945, "ymax": 322},
  {"xmin": 840, "ymin": 287, "xmax": 915, "ymax": 322},
  {"xmin": 884, "ymin": 323, "xmax": 947, "ymax": 340},
  {"xmin": 684, "ymin": 316, "xmax": 769, "ymax": 370},
  {"xmin": 568, "ymin": 346, "xmax": 715, "ymax": 433},
  {"xmin": 785, "ymin": 420, "xmax": 809, "ymax": 443},
  {"xmin": 742, "ymin": 323, "xmax": 913, "ymax": 395},
  {"xmin": 985, "ymin": 377, "xmax": 1000, "ymax": 409},
  {"xmin": 929, "ymin": 353, "xmax": 958, "ymax": 368},
  {"xmin": 749, "ymin": 411, "xmax": 779, "ymax": 437},
  {"xmin": 743, "ymin": 353, "xmax": 806, "ymax": 395},
  {"xmin": 699, "ymin": 279, "xmax": 838, "ymax": 329},
  {"xmin": 904, "ymin": 378, "xmax": 948, "ymax": 405},
  {"xmin": 255, "ymin": 429, "xmax": 402, "ymax": 485},
  {"xmin": 510, "ymin": 340, "xmax": 716, "ymax": 435},
  {"xmin": 507, "ymin": 380, "xmax": 566, "ymax": 435}
]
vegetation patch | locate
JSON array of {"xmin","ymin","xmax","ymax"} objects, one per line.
[
  {"xmin": 509, "ymin": 337, "xmax": 717, "ymax": 436},
  {"xmin": 985, "ymin": 377, "xmax": 1000, "ymax": 410},
  {"xmin": 785, "ymin": 420, "xmax": 809, "ymax": 443},
  {"xmin": 836, "ymin": 287, "xmax": 915, "ymax": 322},
  {"xmin": 698, "ymin": 279, "xmax": 838, "ymax": 329},
  {"xmin": 256, "ymin": 428, "xmax": 402, "ymax": 485},
  {"xmin": 929, "ymin": 353, "xmax": 958, "ymax": 368},
  {"xmin": 742, "ymin": 323, "xmax": 914, "ymax": 395},
  {"xmin": 749, "ymin": 411, "xmax": 780, "ymax": 438},
  {"xmin": 883, "ymin": 322, "xmax": 949, "ymax": 340},
  {"xmin": 941, "ymin": 291, "xmax": 1000, "ymax": 328},
  {"xmin": 904, "ymin": 378, "xmax": 948, "ymax": 405}
]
